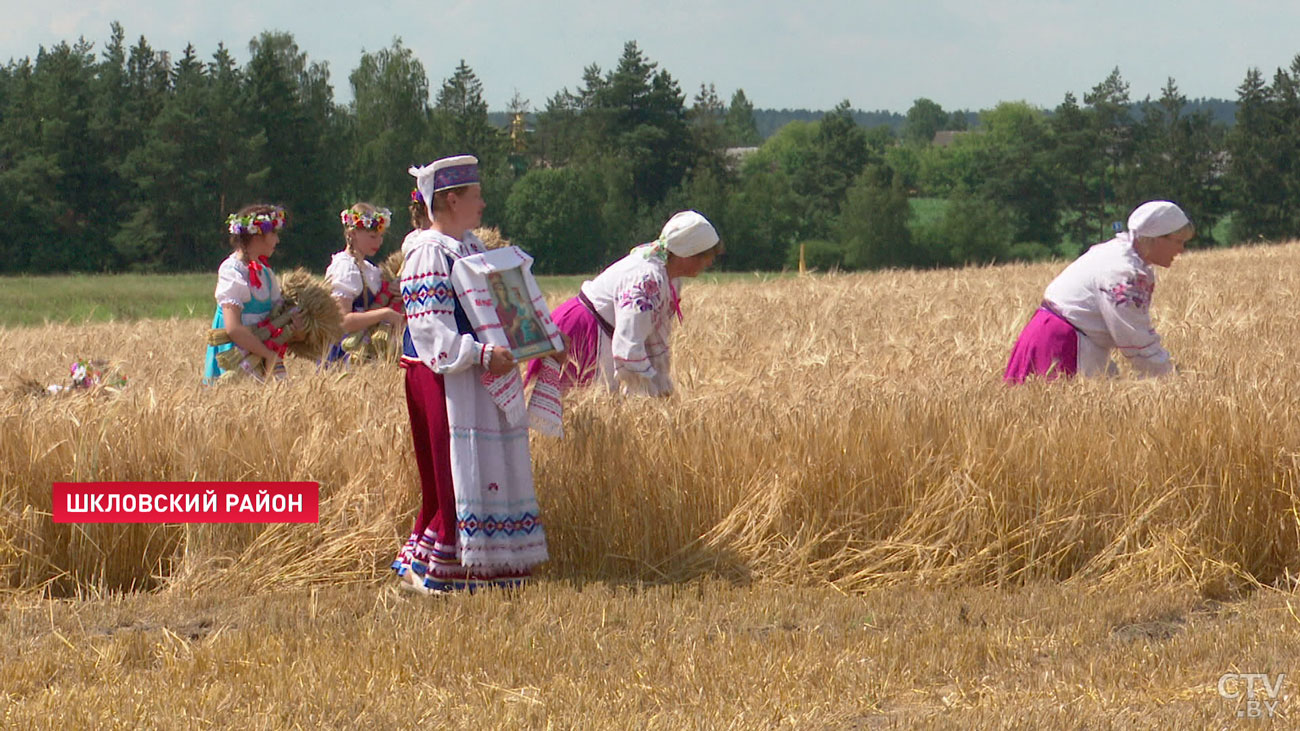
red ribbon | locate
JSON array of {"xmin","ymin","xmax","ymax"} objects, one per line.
[
  {"xmin": 376, "ymin": 279, "xmax": 404, "ymax": 313},
  {"xmin": 247, "ymin": 255, "xmax": 270, "ymax": 289},
  {"xmin": 251, "ymin": 313, "xmax": 288, "ymax": 358},
  {"xmin": 669, "ymin": 279, "xmax": 683, "ymax": 323}
]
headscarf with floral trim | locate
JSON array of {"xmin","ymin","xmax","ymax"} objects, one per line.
[
  {"xmin": 226, "ymin": 207, "xmax": 287, "ymax": 236},
  {"xmin": 633, "ymin": 236, "xmax": 670, "ymax": 263},
  {"xmin": 632, "ymin": 210, "xmax": 718, "ymax": 263},
  {"xmin": 340, "ymin": 205, "xmax": 392, "ymax": 233}
]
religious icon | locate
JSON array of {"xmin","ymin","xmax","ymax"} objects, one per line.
[
  {"xmin": 451, "ymin": 248, "xmax": 564, "ymax": 364},
  {"xmin": 486, "ymin": 267, "xmax": 552, "ymax": 359}
]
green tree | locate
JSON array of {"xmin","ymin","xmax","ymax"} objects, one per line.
[
  {"xmin": 207, "ymin": 43, "xmax": 265, "ymax": 242},
  {"xmin": 1227, "ymin": 67, "xmax": 1287, "ymax": 241},
  {"xmin": 18, "ymin": 40, "xmax": 103, "ymax": 270},
  {"xmin": 1050, "ymin": 92, "xmax": 1103, "ymax": 248},
  {"xmin": 592, "ymin": 41, "xmax": 695, "ymax": 209},
  {"xmin": 724, "ymin": 162, "xmax": 800, "ymax": 270},
  {"xmin": 349, "ymin": 39, "xmax": 433, "ymax": 212},
  {"xmin": 839, "ymin": 166, "xmax": 913, "ymax": 269},
  {"xmin": 799, "ymin": 101, "xmax": 877, "ymax": 239},
  {"xmin": 1128, "ymin": 78, "xmax": 1227, "ymax": 245},
  {"xmin": 435, "ymin": 59, "xmax": 501, "ymax": 163},
  {"xmin": 969, "ymin": 102, "xmax": 1060, "ymax": 246},
  {"xmin": 902, "ymin": 97, "xmax": 949, "ymax": 145},
  {"xmin": 534, "ymin": 87, "xmax": 583, "ymax": 167},
  {"xmin": 725, "ymin": 88, "xmax": 760, "ymax": 146},
  {"xmin": 688, "ymin": 83, "xmax": 728, "ymax": 154},
  {"xmin": 503, "ymin": 167, "xmax": 605, "ymax": 273},
  {"xmin": 243, "ymin": 31, "xmax": 345, "ymax": 267},
  {"xmin": 920, "ymin": 192, "xmax": 1013, "ymax": 266},
  {"xmin": 1082, "ymin": 67, "xmax": 1134, "ymax": 238}
]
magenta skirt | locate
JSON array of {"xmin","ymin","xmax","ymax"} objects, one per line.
[
  {"xmin": 525, "ymin": 296, "xmax": 602, "ymax": 392},
  {"xmin": 1004, "ymin": 307, "xmax": 1079, "ymax": 384}
]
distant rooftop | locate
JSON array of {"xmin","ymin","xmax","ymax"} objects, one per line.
[{"xmin": 931, "ymin": 130, "xmax": 969, "ymax": 147}]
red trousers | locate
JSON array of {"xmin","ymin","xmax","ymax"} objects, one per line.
[{"xmin": 402, "ymin": 360, "xmax": 458, "ymax": 554}]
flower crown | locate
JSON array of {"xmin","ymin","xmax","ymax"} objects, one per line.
[
  {"xmin": 69, "ymin": 359, "xmax": 127, "ymax": 390},
  {"xmin": 340, "ymin": 206, "xmax": 392, "ymax": 233},
  {"xmin": 227, "ymin": 208, "xmax": 287, "ymax": 236}
]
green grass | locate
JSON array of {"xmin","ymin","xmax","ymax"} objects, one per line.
[
  {"xmin": 908, "ymin": 197, "xmax": 949, "ymax": 228},
  {"xmin": 0, "ymin": 270, "xmax": 797, "ymax": 329},
  {"xmin": 0, "ymin": 273, "xmax": 216, "ymax": 328}
]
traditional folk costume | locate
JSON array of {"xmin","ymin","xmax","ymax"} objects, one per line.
[
  {"xmin": 392, "ymin": 156, "xmax": 547, "ymax": 592},
  {"xmin": 526, "ymin": 211, "xmax": 718, "ymax": 397},
  {"xmin": 1005, "ymin": 202, "xmax": 1188, "ymax": 383},
  {"xmin": 323, "ymin": 206, "xmax": 401, "ymax": 364},
  {"xmin": 203, "ymin": 209, "xmax": 288, "ymax": 383},
  {"xmin": 323, "ymin": 251, "xmax": 381, "ymax": 363}
]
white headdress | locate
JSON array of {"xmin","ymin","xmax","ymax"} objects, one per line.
[
  {"xmin": 1127, "ymin": 201, "xmax": 1190, "ymax": 238},
  {"xmin": 408, "ymin": 155, "xmax": 480, "ymax": 214}
]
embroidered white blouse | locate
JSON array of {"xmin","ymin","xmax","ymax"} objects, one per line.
[
  {"xmin": 1043, "ymin": 234, "xmax": 1173, "ymax": 377},
  {"xmin": 324, "ymin": 250, "xmax": 382, "ymax": 305},
  {"xmin": 214, "ymin": 253, "xmax": 282, "ymax": 327},
  {"xmin": 400, "ymin": 228, "xmax": 492, "ymax": 374},
  {"xmin": 578, "ymin": 250, "xmax": 680, "ymax": 396}
]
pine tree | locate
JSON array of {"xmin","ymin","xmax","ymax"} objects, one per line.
[
  {"xmin": 724, "ymin": 88, "xmax": 760, "ymax": 147},
  {"xmin": 435, "ymin": 60, "xmax": 501, "ymax": 163},
  {"xmin": 350, "ymin": 39, "xmax": 432, "ymax": 211}
]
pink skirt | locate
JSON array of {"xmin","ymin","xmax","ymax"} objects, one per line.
[
  {"xmin": 525, "ymin": 296, "xmax": 602, "ymax": 392},
  {"xmin": 1004, "ymin": 306, "xmax": 1079, "ymax": 384}
]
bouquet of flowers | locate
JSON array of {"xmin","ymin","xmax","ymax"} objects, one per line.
[{"xmin": 12, "ymin": 358, "xmax": 129, "ymax": 397}]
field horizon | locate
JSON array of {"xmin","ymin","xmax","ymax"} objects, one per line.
[{"xmin": 3, "ymin": 242, "xmax": 1299, "ymax": 726}]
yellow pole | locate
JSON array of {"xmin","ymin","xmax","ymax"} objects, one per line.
[{"xmin": 798, "ymin": 243, "xmax": 806, "ymax": 276}]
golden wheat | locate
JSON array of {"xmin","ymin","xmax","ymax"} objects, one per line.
[{"xmin": 3, "ymin": 243, "xmax": 1300, "ymax": 597}]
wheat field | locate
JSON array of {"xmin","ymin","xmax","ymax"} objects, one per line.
[{"xmin": 2, "ymin": 244, "xmax": 1299, "ymax": 727}]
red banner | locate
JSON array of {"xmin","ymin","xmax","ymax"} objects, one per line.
[{"xmin": 52, "ymin": 482, "xmax": 319, "ymax": 524}]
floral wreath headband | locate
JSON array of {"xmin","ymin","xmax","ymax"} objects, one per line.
[
  {"xmin": 340, "ymin": 206, "xmax": 392, "ymax": 233},
  {"xmin": 227, "ymin": 208, "xmax": 287, "ymax": 236}
]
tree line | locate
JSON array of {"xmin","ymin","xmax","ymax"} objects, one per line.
[{"xmin": 2, "ymin": 25, "xmax": 1300, "ymax": 275}]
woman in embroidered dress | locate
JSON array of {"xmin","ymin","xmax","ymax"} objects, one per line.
[
  {"xmin": 203, "ymin": 204, "xmax": 293, "ymax": 382},
  {"xmin": 526, "ymin": 210, "xmax": 721, "ymax": 397},
  {"xmin": 1004, "ymin": 200, "xmax": 1193, "ymax": 383},
  {"xmin": 392, "ymin": 155, "xmax": 548, "ymax": 594},
  {"xmin": 323, "ymin": 203, "xmax": 404, "ymax": 363}
]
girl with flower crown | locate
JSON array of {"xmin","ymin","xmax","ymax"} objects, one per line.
[
  {"xmin": 525, "ymin": 210, "xmax": 722, "ymax": 397},
  {"xmin": 324, "ymin": 202, "xmax": 405, "ymax": 363},
  {"xmin": 203, "ymin": 204, "xmax": 296, "ymax": 382}
]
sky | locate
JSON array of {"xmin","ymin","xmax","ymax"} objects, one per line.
[{"xmin": 3, "ymin": 0, "xmax": 1299, "ymax": 114}]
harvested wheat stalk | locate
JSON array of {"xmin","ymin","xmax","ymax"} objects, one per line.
[{"xmin": 210, "ymin": 271, "xmax": 342, "ymax": 379}]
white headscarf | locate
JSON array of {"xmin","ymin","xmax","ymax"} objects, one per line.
[
  {"xmin": 661, "ymin": 210, "xmax": 719, "ymax": 257},
  {"xmin": 634, "ymin": 211, "xmax": 720, "ymax": 262},
  {"xmin": 1127, "ymin": 201, "xmax": 1190, "ymax": 238}
]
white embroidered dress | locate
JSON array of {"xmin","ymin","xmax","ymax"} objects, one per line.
[
  {"xmin": 1043, "ymin": 234, "xmax": 1173, "ymax": 377},
  {"xmin": 324, "ymin": 250, "xmax": 382, "ymax": 305},
  {"xmin": 400, "ymin": 228, "xmax": 547, "ymax": 572},
  {"xmin": 578, "ymin": 249, "xmax": 680, "ymax": 396}
]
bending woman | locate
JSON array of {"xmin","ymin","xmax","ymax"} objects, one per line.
[
  {"xmin": 1005, "ymin": 200, "xmax": 1193, "ymax": 383},
  {"xmin": 527, "ymin": 210, "xmax": 721, "ymax": 397}
]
